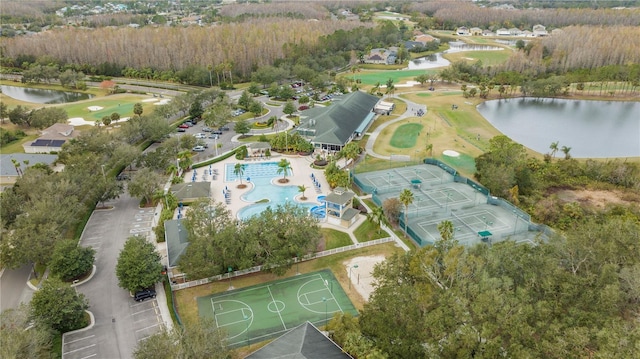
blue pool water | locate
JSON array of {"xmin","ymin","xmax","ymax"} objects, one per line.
[{"xmin": 226, "ymin": 162, "xmax": 321, "ymax": 220}]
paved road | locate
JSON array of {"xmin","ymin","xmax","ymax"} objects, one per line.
[
  {"xmin": 0, "ymin": 264, "xmax": 34, "ymax": 312},
  {"xmin": 62, "ymin": 191, "xmax": 164, "ymax": 359}
]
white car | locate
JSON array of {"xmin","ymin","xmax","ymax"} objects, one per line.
[
  {"xmin": 194, "ymin": 133, "xmax": 206, "ymax": 139},
  {"xmin": 192, "ymin": 146, "xmax": 206, "ymax": 152}
]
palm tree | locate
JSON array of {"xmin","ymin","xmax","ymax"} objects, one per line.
[
  {"xmin": 549, "ymin": 141, "xmax": 559, "ymax": 158},
  {"xmin": 277, "ymin": 158, "xmax": 292, "ymax": 183},
  {"xmin": 426, "ymin": 143, "xmax": 433, "ymax": 157},
  {"xmin": 366, "ymin": 206, "xmax": 385, "ymax": 235},
  {"xmin": 298, "ymin": 185, "xmax": 308, "ymax": 200},
  {"xmin": 561, "ymin": 146, "xmax": 572, "ymax": 160},
  {"xmin": 234, "ymin": 163, "xmax": 246, "ymax": 185},
  {"xmin": 399, "ymin": 189, "xmax": 414, "ymax": 235},
  {"xmin": 11, "ymin": 159, "xmax": 22, "ymax": 177}
]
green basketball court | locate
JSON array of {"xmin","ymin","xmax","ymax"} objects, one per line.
[{"xmin": 197, "ymin": 270, "xmax": 358, "ymax": 347}]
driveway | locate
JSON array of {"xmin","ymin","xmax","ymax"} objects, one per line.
[
  {"xmin": 62, "ymin": 191, "xmax": 164, "ymax": 359},
  {"xmin": 0, "ymin": 264, "xmax": 34, "ymax": 312}
]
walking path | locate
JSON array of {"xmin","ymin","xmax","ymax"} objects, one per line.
[{"xmin": 364, "ymin": 95, "xmax": 427, "ymax": 160}]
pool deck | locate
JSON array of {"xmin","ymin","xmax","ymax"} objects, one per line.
[{"xmin": 182, "ymin": 153, "xmax": 337, "ymax": 220}]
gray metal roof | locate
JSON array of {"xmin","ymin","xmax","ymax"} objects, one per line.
[
  {"xmin": 341, "ymin": 208, "xmax": 360, "ymax": 222},
  {"xmin": 325, "ymin": 188, "xmax": 355, "ymax": 205},
  {"xmin": 164, "ymin": 219, "xmax": 189, "ymax": 268},
  {"xmin": 170, "ymin": 182, "xmax": 211, "ymax": 201},
  {"xmin": 245, "ymin": 322, "xmax": 352, "ymax": 359},
  {"xmin": 0, "ymin": 154, "xmax": 58, "ymax": 177},
  {"xmin": 296, "ymin": 91, "xmax": 379, "ymax": 147}
]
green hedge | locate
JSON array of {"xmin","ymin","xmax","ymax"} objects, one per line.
[{"xmin": 192, "ymin": 145, "xmax": 246, "ymax": 169}]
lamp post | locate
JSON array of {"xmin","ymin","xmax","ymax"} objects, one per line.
[
  {"xmin": 214, "ymin": 136, "xmax": 218, "ymax": 157},
  {"xmin": 100, "ymin": 164, "xmax": 105, "ymax": 180},
  {"xmin": 243, "ymin": 314, "xmax": 250, "ymax": 348},
  {"xmin": 349, "ymin": 264, "xmax": 359, "ymax": 289},
  {"xmin": 227, "ymin": 266, "xmax": 233, "ymax": 290},
  {"xmin": 322, "ymin": 297, "xmax": 328, "ymax": 326},
  {"xmin": 296, "ymin": 253, "xmax": 300, "ymax": 275},
  {"xmin": 513, "ymin": 210, "xmax": 518, "ymax": 235}
]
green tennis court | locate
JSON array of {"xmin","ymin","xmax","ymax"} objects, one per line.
[{"xmin": 197, "ymin": 270, "xmax": 358, "ymax": 347}]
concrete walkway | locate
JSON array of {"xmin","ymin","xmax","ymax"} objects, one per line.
[{"xmin": 364, "ymin": 96, "xmax": 427, "ymax": 160}]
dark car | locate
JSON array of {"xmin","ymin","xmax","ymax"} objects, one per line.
[
  {"xmin": 134, "ymin": 289, "xmax": 156, "ymax": 302},
  {"xmin": 116, "ymin": 173, "xmax": 130, "ymax": 181},
  {"xmin": 212, "ymin": 130, "xmax": 223, "ymax": 135},
  {"xmin": 220, "ymin": 126, "xmax": 230, "ymax": 131},
  {"xmin": 177, "ymin": 128, "xmax": 186, "ymax": 132}
]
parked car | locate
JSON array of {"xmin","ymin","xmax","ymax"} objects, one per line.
[
  {"xmin": 185, "ymin": 121, "xmax": 195, "ymax": 127},
  {"xmin": 209, "ymin": 134, "xmax": 219, "ymax": 139},
  {"xmin": 177, "ymin": 128, "xmax": 186, "ymax": 132},
  {"xmin": 134, "ymin": 289, "xmax": 156, "ymax": 302},
  {"xmin": 116, "ymin": 173, "xmax": 130, "ymax": 181},
  {"xmin": 220, "ymin": 126, "xmax": 230, "ymax": 131},
  {"xmin": 192, "ymin": 145, "xmax": 206, "ymax": 152},
  {"xmin": 178, "ymin": 124, "xmax": 189, "ymax": 129},
  {"xmin": 202, "ymin": 127, "xmax": 212, "ymax": 132},
  {"xmin": 195, "ymin": 133, "xmax": 206, "ymax": 139},
  {"xmin": 212, "ymin": 130, "xmax": 223, "ymax": 135}
]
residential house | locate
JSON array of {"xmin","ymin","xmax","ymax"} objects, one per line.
[
  {"xmin": 364, "ymin": 48, "xmax": 396, "ymax": 65},
  {"xmin": 403, "ymin": 41, "xmax": 424, "ymax": 51},
  {"xmin": 0, "ymin": 153, "xmax": 58, "ymax": 189},
  {"xmin": 470, "ymin": 27, "xmax": 483, "ymax": 36},
  {"xmin": 324, "ymin": 187, "xmax": 359, "ymax": 228},
  {"xmin": 294, "ymin": 91, "xmax": 379, "ymax": 152},
  {"xmin": 245, "ymin": 321, "xmax": 352, "ymax": 359},
  {"xmin": 533, "ymin": 24, "xmax": 548, "ymax": 37},
  {"xmin": 415, "ymin": 34, "xmax": 437, "ymax": 45},
  {"xmin": 23, "ymin": 123, "xmax": 76, "ymax": 154},
  {"xmin": 496, "ymin": 28, "xmax": 510, "ymax": 36},
  {"xmin": 482, "ymin": 29, "xmax": 495, "ymax": 36},
  {"xmin": 508, "ymin": 28, "xmax": 523, "ymax": 36},
  {"xmin": 456, "ymin": 26, "xmax": 470, "ymax": 36}
]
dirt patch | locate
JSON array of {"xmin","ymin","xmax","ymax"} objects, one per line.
[{"xmin": 555, "ymin": 189, "xmax": 633, "ymax": 209}]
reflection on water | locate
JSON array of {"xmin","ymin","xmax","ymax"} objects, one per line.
[
  {"xmin": 1, "ymin": 85, "xmax": 93, "ymax": 104},
  {"xmin": 477, "ymin": 98, "xmax": 640, "ymax": 158}
]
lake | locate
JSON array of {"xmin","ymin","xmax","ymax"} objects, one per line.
[
  {"xmin": 1, "ymin": 84, "xmax": 94, "ymax": 104},
  {"xmin": 477, "ymin": 98, "xmax": 640, "ymax": 158}
]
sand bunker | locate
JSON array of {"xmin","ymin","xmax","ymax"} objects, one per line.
[
  {"xmin": 443, "ymin": 149, "xmax": 460, "ymax": 157},
  {"xmin": 68, "ymin": 117, "xmax": 130, "ymax": 127},
  {"xmin": 87, "ymin": 106, "xmax": 103, "ymax": 112},
  {"xmin": 345, "ymin": 255, "xmax": 386, "ymax": 301}
]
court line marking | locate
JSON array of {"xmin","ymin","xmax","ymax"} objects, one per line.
[{"xmin": 267, "ymin": 285, "xmax": 287, "ymax": 331}]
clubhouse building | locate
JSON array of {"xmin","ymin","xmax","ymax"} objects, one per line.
[{"xmin": 295, "ymin": 91, "xmax": 380, "ymax": 152}]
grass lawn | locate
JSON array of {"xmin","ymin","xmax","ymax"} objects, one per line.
[
  {"xmin": 63, "ymin": 93, "xmax": 156, "ymax": 122},
  {"xmin": 353, "ymin": 220, "xmax": 388, "ymax": 242},
  {"xmin": 389, "ymin": 123, "xmax": 424, "ymax": 148},
  {"xmin": 443, "ymin": 50, "xmax": 512, "ymax": 67},
  {"xmin": 321, "ymin": 228, "xmax": 353, "ymax": 249},
  {"xmin": 351, "ymin": 68, "xmax": 440, "ymax": 86}
]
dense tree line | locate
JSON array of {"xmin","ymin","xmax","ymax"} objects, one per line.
[
  {"xmin": 218, "ymin": 2, "xmax": 330, "ymax": 19},
  {"xmin": 178, "ymin": 199, "xmax": 321, "ymax": 279},
  {"xmin": 1, "ymin": 18, "xmax": 369, "ymax": 81},
  {"xmin": 407, "ymin": 1, "xmax": 640, "ymax": 29}
]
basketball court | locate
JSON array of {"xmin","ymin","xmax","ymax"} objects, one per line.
[{"xmin": 196, "ymin": 270, "xmax": 357, "ymax": 347}]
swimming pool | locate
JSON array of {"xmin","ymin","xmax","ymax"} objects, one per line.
[{"xmin": 225, "ymin": 162, "xmax": 321, "ymax": 220}]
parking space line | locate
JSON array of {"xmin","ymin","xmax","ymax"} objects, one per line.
[
  {"xmin": 132, "ymin": 307, "xmax": 157, "ymax": 316},
  {"xmin": 135, "ymin": 322, "xmax": 161, "ymax": 333},
  {"xmin": 130, "ymin": 299, "xmax": 156, "ymax": 308},
  {"xmin": 64, "ymin": 335, "xmax": 95, "ymax": 344},
  {"xmin": 63, "ymin": 344, "xmax": 96, "ymax": 355},
  {"xmin": 79, "ymin": 354, "xmax": 97, "ymax": 359}
]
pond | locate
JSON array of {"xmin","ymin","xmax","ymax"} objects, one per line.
[
  {"xmin": 408, "ymin": 41, "xmax": 504, "ymax": 70},
  {"xmin": 477, "ymin": 98, "xmax": 640, "ymax": 158},
  {"xmin": 1, "ymin": 84, "xmax": 94, "ymax": 104}
]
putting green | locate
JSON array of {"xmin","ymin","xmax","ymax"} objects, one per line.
[{"xmin": 390, "ymin": 123, "xmax": 424, "ymax": 148}]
